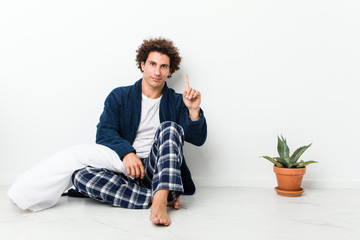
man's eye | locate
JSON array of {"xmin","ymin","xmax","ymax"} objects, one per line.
[
  {"xmin": 150, "ymin": 62, "xmax": 156, "ymax": 66},
  {"xmin": 161, "ymin": 65, "xmax": 168, "ymax": 69}
]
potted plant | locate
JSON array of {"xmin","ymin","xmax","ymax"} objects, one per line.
[{"xmin": 260, "ymin": 136, "xmax": 317, "ymax": 197}]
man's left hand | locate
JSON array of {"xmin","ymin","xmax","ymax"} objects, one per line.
[{"xmin": 183, "ymin": 74, "xmax": 201, "ymax": 121}]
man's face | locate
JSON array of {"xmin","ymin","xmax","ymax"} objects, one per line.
[{"xmin": 141, "ymin": 51, "xmax": 170, "ymax": 91}]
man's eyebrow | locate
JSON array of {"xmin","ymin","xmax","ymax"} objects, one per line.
[{"xmin": 148, "ymin": 61, "xmax": 169, "ymax": 67}]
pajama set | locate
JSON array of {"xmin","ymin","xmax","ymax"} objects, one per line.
[{"xmin": 72, "ymin": 79, "xmax": 207, "ymax": 209}]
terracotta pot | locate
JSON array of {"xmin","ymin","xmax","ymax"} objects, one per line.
[{"xmin": 273, "ymin": 166, "xmax": 306, "ymax": 191}]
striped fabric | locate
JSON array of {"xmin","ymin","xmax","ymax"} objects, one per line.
[{"xmin": 72, "ymin": 121, "xmax": 185, "ymax": 209}]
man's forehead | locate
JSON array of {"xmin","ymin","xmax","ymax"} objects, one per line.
[{"xmin": 146, "ymin": 51, "xmax": 170, "ymax": 64}]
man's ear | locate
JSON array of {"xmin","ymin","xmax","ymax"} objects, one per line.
[{"xmin": 141, "ymin": 62, "xmax": 145, "ymax": 71}]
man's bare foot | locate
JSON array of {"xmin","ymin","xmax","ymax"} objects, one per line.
[
  {"xmin": 150, "ymin": 190, "xmax": 171, "ymax": 226},
  {"xmin": 150, "ymin": 196, "xmax": 181, "ymax": 209}
]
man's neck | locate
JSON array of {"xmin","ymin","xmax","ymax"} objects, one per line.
[{"xmin": 141, "ymin": 82, "xmax": 164, "ymax": 99}]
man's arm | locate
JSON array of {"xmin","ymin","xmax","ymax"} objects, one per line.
[
  {"xmin": 96, "ymin": 90, "xmax": 145, "ymax": 179},
  {"xmin": 96, "ymin": 90, "xmax": 134, "ymax": 157}
]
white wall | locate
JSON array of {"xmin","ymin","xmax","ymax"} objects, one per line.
[{"xmin": 1, "ymin": 0, "xmax": 359, "ymax": 188}]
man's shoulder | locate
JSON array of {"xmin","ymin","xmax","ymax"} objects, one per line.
[
  {"xmin": 109, "ymin": 80, "xmax": 141, "ymax": 96},
  {"xmin": 111, "ymin": 85, "xmax": 132, "ymax": 94},
  {"xmin": 166, "ymin": 85, "xmax": 182, "ymax": 97},
  {"xmin": 165, "ymin": 86, "xmax": 184, "ymax": 108}
]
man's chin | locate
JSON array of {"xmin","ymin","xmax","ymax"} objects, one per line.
[{"xmin": 152, "ymin": 81, "xmax": 165, "ymax": 87}]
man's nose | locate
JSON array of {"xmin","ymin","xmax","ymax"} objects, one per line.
[{"xmin": 154, "ymin": 66, "xmax": 161, "ymax": 75}]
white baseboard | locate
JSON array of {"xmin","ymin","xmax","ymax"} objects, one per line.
[
  {"xmin": 192, "ymin": 177, "xmax": 360, "ymax": 189},
  {"xmin": 1, "ymin": 175, "xmax": 359, "ymax": 189}
]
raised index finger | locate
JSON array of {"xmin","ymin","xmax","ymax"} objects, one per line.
[{"xmin": 184, "ymin": 74, "xmax": 190, "ymax": 89}]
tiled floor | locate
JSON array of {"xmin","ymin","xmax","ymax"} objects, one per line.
[{"xmin": 1, "ymin": 186, "xmax": 360, "ymax": 240}]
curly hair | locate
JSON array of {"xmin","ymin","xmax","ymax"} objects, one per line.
[{"xmin": 136, "ymin": 37, "xmax": 181, "ymax": 77}]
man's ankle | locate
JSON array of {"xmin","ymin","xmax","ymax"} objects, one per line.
[{"xmin": 153, "ymin": 189, "xmax": 169, "ymax": 204}]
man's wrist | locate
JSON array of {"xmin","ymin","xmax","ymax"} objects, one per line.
[
  {"xmin": 123, "ymin": 151, "xmax": 136, "ymax": 160},
  {"xmin": 188, "ymin": 108, "xmax": 200, "ymax": 121}
]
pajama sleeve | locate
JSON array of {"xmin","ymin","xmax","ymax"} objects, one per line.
[{"xmin": 96, "ymin": 90, "xmax": 135, "ymax": 160}]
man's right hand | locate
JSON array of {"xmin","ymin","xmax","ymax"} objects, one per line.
[{"xmin": 122, "ymin": 152, "xmax": 145, "ymax": 179}]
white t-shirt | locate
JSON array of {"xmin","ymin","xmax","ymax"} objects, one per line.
[{"xmin": 132, "ymin": 94, "xmax": 162, "ymax": 158}]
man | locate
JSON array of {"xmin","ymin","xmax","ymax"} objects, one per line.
[{"xmin": 71, "ymin": 38, "xmax": 207, "ymax": 226}]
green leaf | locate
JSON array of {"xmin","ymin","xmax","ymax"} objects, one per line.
[
  {"xmin": 290, "ymin": 143, "xmax": 312, "ymax": 165},
  {"xmin": 260, "ymin": 156, "xmax": 283, "ymax": 167},
  {"xmin": 283, "ymin": 157, "xmax": 292, "ymax": 168},
  {"xmin": 292, "ymin": 160, "xmax": 304, "ymax": 167},
  {"xmin": 277, "ymin": 135, "xmax": 290, "ymax": 159},
  {"xmin": 274, "ymin": 157, "xmax": 289, "ymax": 168},
  {"xmin": 296, "ymin": 160, "xmax": 318, "ymax": 168}
]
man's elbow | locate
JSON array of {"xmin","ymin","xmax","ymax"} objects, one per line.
[{"xmin": 188, "ymin": 132, "xmax": 207, "ymax": 146}]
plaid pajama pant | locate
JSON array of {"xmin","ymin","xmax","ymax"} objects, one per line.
[{"xmin": 72, "ymin": 121, "xmax": 185, "ymax": 209}]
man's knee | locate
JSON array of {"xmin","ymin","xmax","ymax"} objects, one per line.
[
  {"xmin": 71, "ymin": 167, "xmax": 97, "ymax": 188},
  {"xmin": 157, "ymin": 121, "xmax": 184, "ymax": 139}
]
